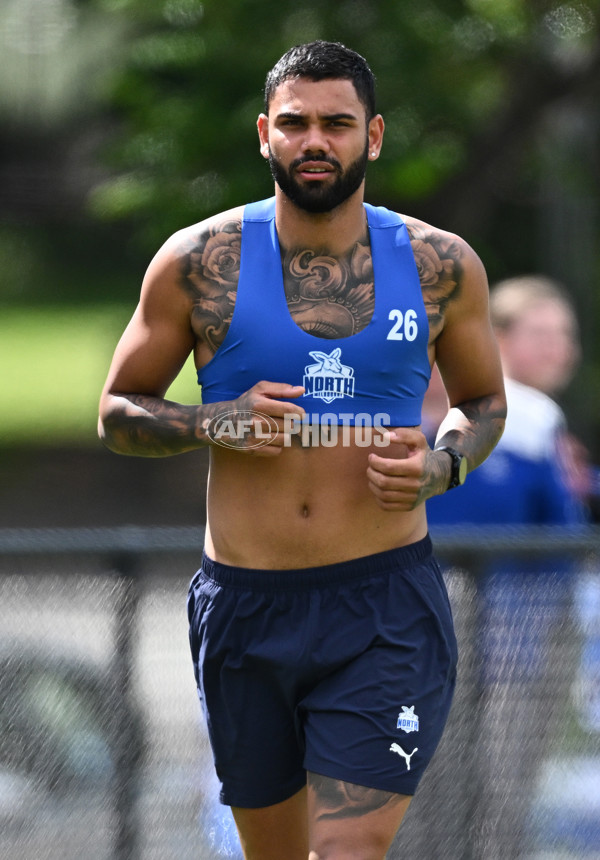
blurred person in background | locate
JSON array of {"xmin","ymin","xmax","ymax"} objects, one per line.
[
  {"xmin": 425, "ymin": 275, "xmax": 590, "ymax": 526},
  {"xmin": 490, "ymin": 275, "xmax": 598, "ymax": 519},
  {"xmin": 424, "ymin": 274, "xmax": 591, "ymax": 859}
]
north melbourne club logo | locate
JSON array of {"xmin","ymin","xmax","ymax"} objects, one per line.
[
  {"xmin": 303, "ymin": 348, "xmax": 355, "ymax": 404},
  {"xmin": 397, "ymin": 706, "xmax": 419, "ymax": 734}
]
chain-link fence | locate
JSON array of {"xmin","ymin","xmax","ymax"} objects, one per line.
[{"xmin": 1, "ymin": 526, "xmax": 599, "ymax": 860}]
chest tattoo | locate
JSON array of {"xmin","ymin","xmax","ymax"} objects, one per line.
[
  {"xmin": 179, "ymin": 216, "xmax": 463, "ymax": 354},
  {"xmin": 281, "ymin": 242, "xmax": 374, "ymax": 339}
]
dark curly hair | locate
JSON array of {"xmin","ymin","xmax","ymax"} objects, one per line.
[{"xmin": 264, "ymin": 40, "xmax": 377, "ymax": 119}]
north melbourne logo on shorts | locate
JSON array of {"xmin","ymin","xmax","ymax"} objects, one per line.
[
  {"xmin": 397, "ymin": 706, "xmax": 419, "ymax": 734},
  {"xmin": 303, "ymin": 348, "xmax": 355, "ymax": 404}
]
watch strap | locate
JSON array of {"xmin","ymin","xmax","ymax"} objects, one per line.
[{"xmin": 435, "ymin": 445, "xmax": 467, "ymax": 490}]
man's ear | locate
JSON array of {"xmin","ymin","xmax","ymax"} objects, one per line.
[
  {"xmin": 257, "ymin": 113, "xmax": 270, "ymax": 159},
  {"xmin": 367, "ymin": 114, "xmax": 385, "ymax": 160}
]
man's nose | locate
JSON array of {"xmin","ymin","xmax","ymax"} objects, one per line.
[{"xmin": 302, "ymin": 124, "xmax": 329, "ymax": 154}]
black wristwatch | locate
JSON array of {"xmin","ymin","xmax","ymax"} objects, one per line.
[{"xmin": 435, "ymin": 446, "xmax": 468, "ymax": 490}]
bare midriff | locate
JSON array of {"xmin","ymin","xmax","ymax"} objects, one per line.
[{"xmin": 204, "ymin": 428, "xmax": 428, "ymax": 569}]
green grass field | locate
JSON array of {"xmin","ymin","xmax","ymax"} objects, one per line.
[{"xmin": 0, "ymin": 305, "xmax": 200, "ymax": 446}]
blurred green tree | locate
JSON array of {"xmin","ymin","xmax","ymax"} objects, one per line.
[{"xmin": 87, "ymin": 0, "xmax": 600, "ymax": 257}]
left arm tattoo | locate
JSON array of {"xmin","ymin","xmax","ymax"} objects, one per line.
[{"xmin": 437, "ymin": 392, "xmax": 507, "ymax": 467}]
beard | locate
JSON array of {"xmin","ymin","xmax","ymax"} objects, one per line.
[{"xmin": 268, "ymin": 142, "xmax": 369, "ymax": 213}]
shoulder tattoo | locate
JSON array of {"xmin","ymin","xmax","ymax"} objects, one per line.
[
  {"xmin": 406, "ymin": 222, "xmax": 463, "ymax": 335},
  {"xmin": 178, "ymin": 217, "xmax": 242, "ymax": 352}
]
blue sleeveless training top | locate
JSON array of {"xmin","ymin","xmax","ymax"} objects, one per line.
[{"xmin": 196, "ymin": 197, "xmax": 430, "ymax": 426}]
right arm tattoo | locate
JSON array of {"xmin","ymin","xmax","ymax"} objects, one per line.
[{"xmin": 101, "ymin": 218, "xmax": 244, "ymax": 457}]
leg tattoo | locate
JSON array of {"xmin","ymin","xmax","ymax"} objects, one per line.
[{"xmin": 308, "ymin": 773, "xmax": 404, "ymax": 821}]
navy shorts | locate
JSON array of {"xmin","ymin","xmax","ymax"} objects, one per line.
[{"xmin": 187, "ymin": 535, "xmax": 457, "ymax": 808}]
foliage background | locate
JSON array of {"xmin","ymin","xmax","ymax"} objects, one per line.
[{"xmin": 1, "ymin": 0, "xmax": 599, "ymax": 458}]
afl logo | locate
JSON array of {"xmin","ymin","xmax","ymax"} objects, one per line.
[{"xmin": 206, "ymin": 410, "xmax": 279, "ymax": 449}]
